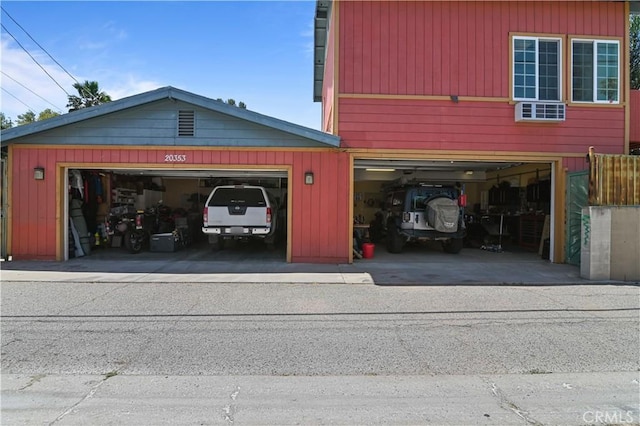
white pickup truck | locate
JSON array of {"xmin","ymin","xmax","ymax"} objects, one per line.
[{"xmin": 202, "ymin": 185, "xmax": 277, "ymax": 250}]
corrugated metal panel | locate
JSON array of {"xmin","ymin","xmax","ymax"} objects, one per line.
[
  {"xmin": 565, "ymin": 171, "xmax": 588, "ymax": 265},
  {"xmin": 588, "ymin": 150, "xmax": 640, "ymax": 206}
]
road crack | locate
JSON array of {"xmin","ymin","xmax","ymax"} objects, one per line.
[
  {"xmin": 18, "ymin": 374, "xmax": 46, "ymax": 390},
  {"xmin": 48, "ymin": 376, "xmax": 111, "ymax": 425},
  {"xmin": 488, "ymin": 381, "xmax": 543, "ymax": 425},
  {"xmin": 223, "ymin": 385, "xmax": 241, "ymax": 423}
]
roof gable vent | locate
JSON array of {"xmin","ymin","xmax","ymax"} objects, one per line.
[
  {"xmin": 515, "ymin": 102, "xmax": 565, "ymax": 122},
  {"xmin": 178, "ymin": 110, "xmax": 195, "ymax": 136}
]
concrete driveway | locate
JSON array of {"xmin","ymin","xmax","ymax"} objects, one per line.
[{"xmin": 0, "ymin": 240, "xmax": 621, "ymax": 286}]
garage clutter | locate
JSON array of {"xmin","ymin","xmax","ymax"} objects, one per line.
[{"xmin": 67, "ymin": 170, "xmax": 203, "ymax": 257}]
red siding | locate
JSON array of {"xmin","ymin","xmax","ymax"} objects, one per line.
[
  {"xmin": 338, "ymin": 98, "xmax": 625, "ymax": 154},
  {"xmin": 9, "ymin": 147, "xmax": 351, "ymax": 263},
  {"xmin": 631, "ymin": 90, "xmax": 640, "ymax": 144},
  {"xmin": 338, "ymin": 1, "xmax": 625, "ymax": 97},
  {"xmin": 334, "ymin": 1, "xmax": 627, "ymax": 156},
  {"xmin": 322, "ymin": 10, "xmax": 336, "ymax": 133},
  {"xmin": 563, "ymin": 157, "xmax": 588, "ymax": 173}
]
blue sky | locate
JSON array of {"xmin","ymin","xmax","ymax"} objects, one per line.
[{"xmin": 0, "ymin": 1, "xmax": 322, "ymax": 129}]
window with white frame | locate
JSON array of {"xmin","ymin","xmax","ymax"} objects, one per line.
[
  {"xmin": 571, "ymin": 39, "xmax": 620, "ymax": 103},
  {"xmin": 512, "ymin": 36, "xmax": 562, "ymax": 102}
]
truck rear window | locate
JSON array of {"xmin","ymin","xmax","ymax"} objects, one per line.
[{"xmin": 208, "ymin": 188, "xmax": 266, "ymax": 207}]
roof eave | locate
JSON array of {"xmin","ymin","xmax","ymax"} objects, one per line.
[
  {"xmin": 1, "ymin": 86, "xmax": 340, "ymax": 148},
  {"xmin": 313, "ymin": 0, "xmax": 331, "ymax": 103}
]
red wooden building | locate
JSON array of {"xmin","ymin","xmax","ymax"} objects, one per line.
[
  {"xmin": 1, "ymin": 1, "xmax": 635, "ymax": 265},
  {"xmin": 314, "ymin": 0, "xmax": 634, "ymax": 263},
  {"xmin": 1, "ymin": 88, "xmax": 350, "ymax": 263}
]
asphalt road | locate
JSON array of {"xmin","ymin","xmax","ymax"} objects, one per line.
[{"xmin": 1, "ymin": 281, "xmax": 639, "ymax": 425}]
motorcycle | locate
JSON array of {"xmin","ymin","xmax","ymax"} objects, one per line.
[
  {"xmin": 106, "ymin": 202, "xmax": 189, "ymax": 254},
  {"xmin": 105, "ymin": 205, "xmax": 144, "ymax": 253}
]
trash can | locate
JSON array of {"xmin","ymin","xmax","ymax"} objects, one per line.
[{"xmin": 362, "ymin": 243, "xmax": 375, "ymax": 259}]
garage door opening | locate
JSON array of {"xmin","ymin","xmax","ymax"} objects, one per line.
[
  {"xmin": 63, "ymin": 167, "xmax": 290, "ymax": 263},
  {"xmin": 352, "ymin": 158, "xmax": 555, "ymax": 263}
]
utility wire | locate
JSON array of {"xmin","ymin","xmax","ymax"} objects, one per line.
[
  {"xmin": 1, "ymin": 6, "xmax": 100, "ymax": 102},
  {"xmin": 1, "ymin": 87, "xmax": 36, "ymax": 113},
  {"xmin": 2, "ymin": 7, "xmax": 82, "ymax": 90},
  {"xmin": 1, "ymin": 23, "xmax": 71, "ymax": 97},
  {"xmin": 1, "ymin": 71, "xmax": 64, "ymax": 113}
]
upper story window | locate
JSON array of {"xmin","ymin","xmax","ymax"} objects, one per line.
[
  {"xmin": 512, "ymin": 36, "xmax": 562, "ymax": 102},
  {"xmin": 571, "ymin": 39, "xmax": 620, "ymax": 104}
]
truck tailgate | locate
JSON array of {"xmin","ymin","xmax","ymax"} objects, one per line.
[{"xmin": 206, "ymin": 206, "xmax": 269, "ymax": 227}]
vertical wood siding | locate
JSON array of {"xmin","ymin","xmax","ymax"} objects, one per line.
[
  {"xmin": 336, "ymin": 1, "xmax": 626, "ymax": 155},
  {"xmin": 338, "ymin": 98, "xmax": 625, "ymax": 153},
  {"xmin": 339, "ymin": 1, "xmax": 625, "ymax": 97},
  {"xmin": 9, "ymin": 147, "xmax": 351, "ymax": 263},
  {"xmin": 563, "ymin": 157, "xmax": 589, "ymax": 174},
  {"xmin": 588, "ymin": 153, "xmax": 640, "ymax": 206}
]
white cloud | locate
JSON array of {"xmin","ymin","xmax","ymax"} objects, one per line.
[
  {"xmin": 0, "ymin": 36, "xmax": 72, "ymax": 119},
  {"xmin": 105, "ymin": 75, "xmax": 165, "ymax": 101},
  {"xmin": 0, "ymin": 34, "xmax": 167, "ymax": 120}
]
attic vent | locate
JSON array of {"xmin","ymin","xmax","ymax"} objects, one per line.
[
  {"xmin": 515, "ymin": 102, "xmax": 565, "ymax": 122},
  {"xmin": 178, "ymin": 110, "xmax": 195, "ymax": 136}
]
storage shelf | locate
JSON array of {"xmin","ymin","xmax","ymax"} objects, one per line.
[
  {"xmin": 519, "ymin": 215, "xmax": 545, "ymax": 250},
  {"xmin": 112, "ymin": 188, "xmax": 137, "ymax": 205}
]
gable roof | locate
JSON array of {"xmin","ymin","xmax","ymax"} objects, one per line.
[{"xmin": 0, "ymin": 86, "xmax": 340, "ymax": 147}]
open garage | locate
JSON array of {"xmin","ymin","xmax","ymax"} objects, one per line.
[
  {"xmin": 2, "ymin": 87, "xmax": 350, "ymax": 264},
  {"xmin": 65, "ymin": 167, "xmax": 289, "ymax": 261},
  {"xmin": 351, "ymin": 155, "xmax": 559, "ymax": 263}
]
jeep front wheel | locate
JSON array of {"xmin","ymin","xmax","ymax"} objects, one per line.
[{"xmin": 386, "ymin": 227, "xmax": 404, "ymax": 253}]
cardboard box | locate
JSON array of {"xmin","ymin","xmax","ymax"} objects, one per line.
[{"xmin": 150, "ymin": 233, "xmax": 177, "ymax": 252}]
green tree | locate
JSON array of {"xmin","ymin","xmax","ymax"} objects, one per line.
[
  {"xmin": 631, "ymin": 15, "xmax": 640, "ymax": 89},
  {"xmin": 66, "ymin": 80, "xmax": 112, "ymax": 112},
  {"xmin": 38, "ymin": 109, "xmax": 60, "ymax": 121},
  {"xmin": 216, "ymin": 98, "xmax": 247, "ymax": 108},
  {"xmin": 1, "ymin": 113, "xmax": 13, "ymax": 130},
  {"xmin": 16, "ymin": 111, "xmax": 36, "ymax": 126}
]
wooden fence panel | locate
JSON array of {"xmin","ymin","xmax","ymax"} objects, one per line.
[{"xmin": 588, "ymin": 150, "xmax": 640, "ymax": 206}]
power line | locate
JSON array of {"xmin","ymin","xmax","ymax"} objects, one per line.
[
  {"xmin": 1, "ymin": 87, "xmax": 36, "ymax": 114},
  {"xmin": 1, "ymin": 23, "xmax": 71, "ymax": 97},
  {"xmin": 1, "ymin": 7, "xmax": 82, "ymax": 89},
  {"xmin": 1, "ymin": 6, "xmax": 100, "ymax": 103},
  {"xmin": 1, "ymin": 71, "xmax": 64, "ymax": 113}
]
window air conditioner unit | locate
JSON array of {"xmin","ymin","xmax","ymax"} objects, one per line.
[{"xmin": 515, "ymin": 102, "xmax": 566, "ymax": 122}]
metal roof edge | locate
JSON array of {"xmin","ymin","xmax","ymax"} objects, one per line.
[
  {"xmin": 313, "ymin": 0, "xmax": 331, "ymax": 102},
  {"xmin": 170, "ymin": 87, "xmax": 340, "ymax": 147},
  {"xmin": 0, "ymin": 86, "xmax": 340, "ymax": 148},
  {"xmin": 0, "ymin": 87, "xmax": 173, "ymax": 143}
]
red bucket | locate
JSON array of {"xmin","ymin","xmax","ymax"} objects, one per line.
[{"xmin": 362, "ymin": 243, "xmax": 375, "ymax": 259}]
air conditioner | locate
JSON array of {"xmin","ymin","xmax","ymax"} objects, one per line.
[{"xmin": 515, "ymin": 102, "xmax": 566, "ymax": 122}]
